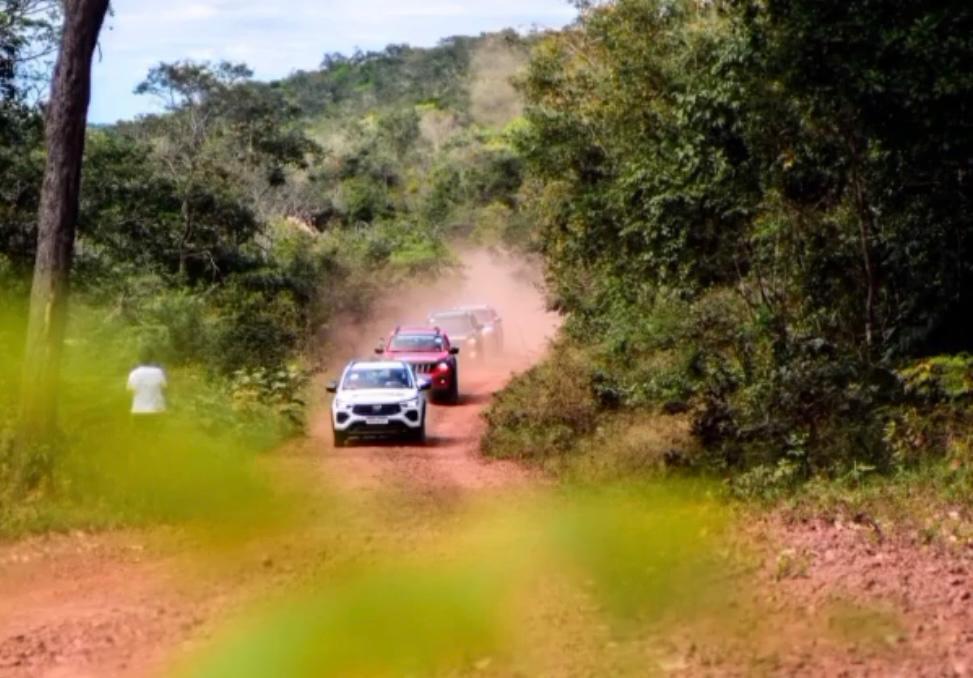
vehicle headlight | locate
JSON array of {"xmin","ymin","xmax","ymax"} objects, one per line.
[
  {"xmin": 437, "ymin": 361, "xmax": 450, "ymax": 371},
  {"xmin": 482, "ymin": 327, "xmax": 494, "ymax": 334},
  {"xmin": 402, "ymin": 398, "xmax": 420, "ymax": 409},
  {"xmin": 334, "ymin": 398, "xmax": 350, "ymax": 410}
]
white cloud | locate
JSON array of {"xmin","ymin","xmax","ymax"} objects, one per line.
[{"xmin": 90, "ymin": 0, "xmax": 576, "ymax": 122}]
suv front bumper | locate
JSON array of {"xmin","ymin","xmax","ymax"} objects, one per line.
[{"xmin": 332, "ymin": 403, "xmax": 423, "ymax": 434}]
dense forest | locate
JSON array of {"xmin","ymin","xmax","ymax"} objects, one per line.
[{"xmin": 485, "ymin": 0, "xmax": 973, "ymax": 497}]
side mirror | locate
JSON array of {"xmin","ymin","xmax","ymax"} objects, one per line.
[
  {"xmin": 326, "ymin": 380, "xmax": 338, "ymax": 394},
  {"xmin": 374, "ymin": 347, "xmax": 384, "ymax": 355},
  {"xmin": 417, "ymin": 378, "xmax": 432, "ymax": 392},
  {"xmin": 449, "ymin": 347, "xmax": 460, "ymax": 355}
]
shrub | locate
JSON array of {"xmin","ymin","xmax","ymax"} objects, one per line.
[
  {"xmin": 481, "ymin": 342, "xmax": 599, "ymax": 462},
  {"xmin": 229, "ymin": 365, "xmax": 310, "ymax": 434},
  {"xmin": 883, "ymin": 355, "xmax": 973, "ymax": 469}
]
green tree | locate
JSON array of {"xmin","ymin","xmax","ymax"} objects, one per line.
[
  {"xmin": 0, "ymin": 0, "xmax": 59, "ymax": 276},
  {"xmin": 133, "ymin": 61, "xmax": 316, "ymax": 280},
  {"xmin": 515, "ymin": 0, "xmax": 973, "ymax": 475},
  {"xmin": 134, "ymin": 61, "xmax": 254, "ymax": 277}
]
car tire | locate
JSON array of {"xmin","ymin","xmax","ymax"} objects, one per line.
[
  {"xmin": 448, "ymin": 365, "xmax": 460, "ymax": 404},
  {"xmin": 333, "ymin": 429, "xmax": 348, "ymax": 448},
  {"xmin": 411, "ymin": 419, "xmax": 426, "ymax": 444}
]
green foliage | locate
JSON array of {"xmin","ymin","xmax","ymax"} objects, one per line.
[
  {"xmin": 882, "ymin": 355, "xmax": 973, "ymax": 470},
  {"xmin": 282, "ymin": 37, "xmax": 489, "ymax": 120},
  {"xmin": 183, "ymin": 482, "xmax": 727, "ymax": 677},
  {"xmin": 338, "ymin": 175, "xmax": 391, "ymax": 224},
  {"xmin": 505, "ymin": 0, "xmax": 973, "ymax": 487},
  {"xmin": 482, "ymin": 342, "xmax": 600, "ymax": 462},
  {"xmin": 0, "ymin": 300, "xmax": 303, "ymax": 538},
  {"xmin": 229, "ymin": 365, "xmax": 310, "ymax": 433},
  {"xmin": 898, "ymin": 355, "xmax": 973, "ymax": 402}
]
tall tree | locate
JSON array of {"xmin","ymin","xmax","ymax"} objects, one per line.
[
  {"xmin": 19, "ymin": 0, "xmax": 109, "ymax": 443},
  {"xmin": 135, "ymin": 61, "xmax": 252, "ymax": 276},
  {"xmin": 0, "ymin": 0, "xmax": 60, "ymax": 274}
]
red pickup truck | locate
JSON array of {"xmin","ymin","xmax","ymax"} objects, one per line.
[{"xmin": 376, "ymin": 326, "xmax": 460, "ymax": 403}]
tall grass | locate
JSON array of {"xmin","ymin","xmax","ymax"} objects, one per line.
[{"xmin": 0, "ymin": 298, "xmax": 301, "ymax": 540}]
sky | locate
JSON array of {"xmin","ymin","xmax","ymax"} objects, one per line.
[{"xmin": 89, "ymin": 0, "xmax": 578, "ymax": 124}]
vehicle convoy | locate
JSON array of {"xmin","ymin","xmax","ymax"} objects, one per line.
[
  {"xmin": 377, "ymin": 326, "xmax": 461, "ymax": 403},
  {"xmin": 327, "ymin": 359, "xmax": 430, "ymax": 447},
  {"xmin": 427, "ymin": 310, "xmax": 485, "ymax": 361},
  {"xmin": 454, "ymin": 305, "xmax": 503, "ymax": 353}
]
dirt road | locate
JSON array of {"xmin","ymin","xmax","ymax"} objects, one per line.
[{"xmin": 0, "ymin": 367, "xmax": 543, "ymax": 678}]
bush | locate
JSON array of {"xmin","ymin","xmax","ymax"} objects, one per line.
[
  {"xmin": 229, "ymin": 365, "xmax": 310, "ymax": 434},
  {"xmin": 0, "ymin": 297, "xmax": 309, "ymax": 538},
  {"xmin": 481, "ymin": 342, "xmax": 599, "ymax": 462},
  {"xmin": 213, "ymin": 288, "xmax": 301, "ymax": 375},
  {"xmin": 883, "ymin": 355, "xmax": 973, "ymax": 469}
]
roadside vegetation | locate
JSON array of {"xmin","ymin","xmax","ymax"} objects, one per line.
[{"xmin": 483, "ymin": 0, "xmax": 973, "ymax": 511}]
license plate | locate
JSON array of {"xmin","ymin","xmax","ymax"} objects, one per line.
[{"xmin": 365, "ymin": 417, "xmax": 389, "ymax": 426}]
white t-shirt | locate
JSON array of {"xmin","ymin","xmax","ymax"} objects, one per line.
[{"xmin": 127, "ymin": 365, "xmax": 168, "ymax": 414}]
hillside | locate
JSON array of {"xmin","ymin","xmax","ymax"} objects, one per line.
[{"xmin": 270, "ymin": 30, "xmax": 532, "ymax": 237}]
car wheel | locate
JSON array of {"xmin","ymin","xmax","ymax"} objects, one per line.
[
  {"xmin": 412, "ymin": 420, "xmax": 426, "ymax": 444},
  {"xmin": 333, "ymin": 429, "xmax": 348, "ymax": 448},
  {"xmin": 448, "ymin": 366, "xmax": 460, "ymax": 403}
]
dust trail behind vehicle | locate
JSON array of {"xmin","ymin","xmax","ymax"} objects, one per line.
[
  {"xmin": 323, "ymin": 247, "xmax": 560, "ymax": 378},
  {"xmin": 308, "ymin": 247, "xmax": 560, "ymax": 494}
]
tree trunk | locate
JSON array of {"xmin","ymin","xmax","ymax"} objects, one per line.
[
  {"xmin": 846, "ymin": 133, "xmax": 879, "ymax": 358},
  {"xmin": 19, "ymin": 0, "xmax": 110, "ymax": 445},
  {"xmin": 852, "ymin": 171, "xmax": 878, "ymax": 356},
  {"xmin": 178, "ymin": 193, "xmax": 192, "ymax": 277}
]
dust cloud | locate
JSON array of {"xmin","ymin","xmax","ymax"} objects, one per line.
[
  {"xmin": 469, "ymin": 36, "xmax": 529, "ymax": 128},
  {"xmin": 324, "ymin": 248, "xmax": 560, "ymax": 377}
]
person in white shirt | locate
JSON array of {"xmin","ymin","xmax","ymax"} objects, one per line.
[{"xmin": 127, "ymin": 357, "xmax": 168, "ymax": 415}]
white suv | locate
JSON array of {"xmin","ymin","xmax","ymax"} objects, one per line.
[{"xmin": 326, "ymin": 360, "xmax": 430, "ymax": 447}]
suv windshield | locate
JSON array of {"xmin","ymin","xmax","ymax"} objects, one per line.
[
  {"xmin": 432, "ymin": 314, "xmax": 475, "ymax": 335},
  {"xmin": 342, "ymin": 366, "xmax": 413, "ymax": 390},
  {"xmin": 389, "ymin": 334, "xmax": 444, "ymax": 352}
]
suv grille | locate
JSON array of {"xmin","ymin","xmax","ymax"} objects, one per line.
[
  {"xmin": 352, "ymin": 403, "xmax": 402, "ymax": 416},
  {"xmin": 411, "ymin": 362, "xmax": 439, "ymax": 374}
]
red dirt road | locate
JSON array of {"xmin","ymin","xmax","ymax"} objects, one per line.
[
  {"xmin": 0, "ymin": 361, "xmax": 544, "ymax": 678},
  {"xmin": 313, "ymin": 367, "xmax": 535, "ymax": 495}
]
